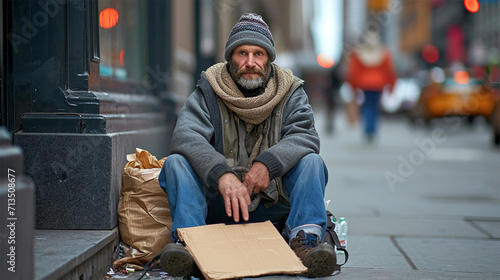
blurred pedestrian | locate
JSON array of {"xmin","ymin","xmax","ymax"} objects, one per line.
[
  {"xmin": 324, "ymin": 63, "xmax": 343, "ymax": 135},
  {"xmin": 158, "ymin": 13, "xmax": 335, "ymax": 278},
  {"xmin": 346, "ymin": 31, "xmax": 396, "ymax": 142}
]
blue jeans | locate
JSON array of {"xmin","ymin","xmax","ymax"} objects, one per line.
[
  {"xmin": 361, "ymin": 90, "xmax": 381, "ymax": 137},
  {"xmin": 159, "ymin": 153, "xmax": 328, "ymax": 242}
]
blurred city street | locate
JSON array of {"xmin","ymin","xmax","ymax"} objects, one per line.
[{"xmin": 316, "ymin": 106, "xmax": 500, "ymax": 279}]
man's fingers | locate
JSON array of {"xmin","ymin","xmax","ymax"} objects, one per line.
[
  {"xmin": 221, "ymin": 179, "xmax": 251, "ymax": 223},
  {"xmin": 245, "ymin": 193, "xmax": 251, "ymax": 206},
  {"xmin": 243, "ymin": 163, "xmax": 270, "ymax": 195},
  {"xmin": 253, "ymin": 185, "xmax": 263, "ymax": 194},
  {"xmin": 243, "ymin": 180, "xmax": 254, "ymax": 196},
  {"xmin": 224, "ymin": 195, "xmax": 232, "ymax": 218},
  {"xmin": 231, "ymin": 196, "xmax": 240, "ymax": 222},
  {"xmin": 239, "ymin": 196, "xmax": 250, "ymax": 221}
]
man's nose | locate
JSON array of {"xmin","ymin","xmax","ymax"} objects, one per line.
[{"xmin": 246, "ymin": 54, "xmax": 256, "ymax": 68}]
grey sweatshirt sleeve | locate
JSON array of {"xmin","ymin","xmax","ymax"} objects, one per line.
[
  {"xmin": 253, "ymin": 86, "xmax": 320, "ymax": 180},
  {"xmin": 170, "ymin": 89, "xmax": 234, "ymax": 190}
]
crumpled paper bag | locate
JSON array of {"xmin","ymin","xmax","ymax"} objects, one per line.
[{"xmin": 113, "ymin": 148, "xmax": 172, "ymax": 269}]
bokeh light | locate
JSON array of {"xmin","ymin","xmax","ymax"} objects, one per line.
[
  {"xmin": 464, "ymin": 0, "xmax": 479, "ymax": 13},
  {"xmin": 99, "ymin": 8, "xmax": 119, "ymax": 29},
  {"xmin": 454, "ymin": 71, "xmax": 470, "ymax": 85},
  {"xmin": 120, "ymin": 49, "xmax": 125, "ymax": 66},
  {"xmin": 317, "ymin": 53, "xmax": 334, "ymax": 68},
  {"xmin": 421, "ymin": 44, "xmax": 439, "ymax": 64},
  {"xmin": 430, "ymin": 67, "xmax": 445, "ymax": 83}
]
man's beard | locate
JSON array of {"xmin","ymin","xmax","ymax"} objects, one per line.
[{"xmin": 229, "ymin": 61, "xmax": 271, "ymax": 90}]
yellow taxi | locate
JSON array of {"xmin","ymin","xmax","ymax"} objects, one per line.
[{"xmin": 411, "ymin": 75, "xmax": 499, "ymax": 125}]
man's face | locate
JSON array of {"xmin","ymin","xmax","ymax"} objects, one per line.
[{"xmin": 229, "ymin": 44, "xmax": 271, "ymax": 90}]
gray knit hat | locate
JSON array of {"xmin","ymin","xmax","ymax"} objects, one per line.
[{"xmin": 224, "ymin": 13, "xmax": 276, "ymax": 62}]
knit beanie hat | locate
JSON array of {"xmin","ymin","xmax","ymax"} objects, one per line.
[{"xmin": 224, "ymin": 13, "xmax": 276, "ymax": 62}]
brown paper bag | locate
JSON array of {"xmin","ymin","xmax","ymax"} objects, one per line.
[{"xmin": 113, "ymin": 148, "xmax": 172, "ymax": 269}]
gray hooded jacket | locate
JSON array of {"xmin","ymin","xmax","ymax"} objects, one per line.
[{"xmin": 170, "ymin": 75, "xmax": 320, "ymax": 191}]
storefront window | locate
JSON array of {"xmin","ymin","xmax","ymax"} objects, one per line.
[{"xmin": 98, "ymin": 0, "xmax": 148, "ymax": 83}]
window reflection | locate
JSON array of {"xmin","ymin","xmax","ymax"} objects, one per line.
[{"xmin": 99, "ymin": 0, "xmax": 148, "ymax": 83}]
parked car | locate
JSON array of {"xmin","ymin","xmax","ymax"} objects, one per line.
[{"xmin": 410, "ymin": 77, "xmax": 498, "ymax": 125}]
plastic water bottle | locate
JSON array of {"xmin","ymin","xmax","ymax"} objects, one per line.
[
  {"xmin": 330, "ymin": 215, "xmax": 339, "ymax": 253},
  {"xmin": 330, "ymin": 215, "xmax": 338, "ymax": 227},
  {"xmin": 337, "ymin": 217, "xmax": 348, "ymax": 254}
]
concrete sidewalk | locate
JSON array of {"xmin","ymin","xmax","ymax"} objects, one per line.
[{"xmin": 315, "ymin": 108, "xmax": 500, "ymax": 280}]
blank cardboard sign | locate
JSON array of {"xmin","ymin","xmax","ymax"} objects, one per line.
[{"xmin": 177, "ymin": 221, "xmax": 307, "ymax": 280}]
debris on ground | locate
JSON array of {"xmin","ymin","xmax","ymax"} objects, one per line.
[{"xmin": 105, "ymin": 267, "xmax": 178, "ymax": 279}]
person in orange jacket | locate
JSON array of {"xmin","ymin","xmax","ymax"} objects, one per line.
[{"xmin": 346, "ymin": 32, "xmax": 397, "ymax": 142}]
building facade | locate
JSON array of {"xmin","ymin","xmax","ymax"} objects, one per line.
[
  {"xmin": 1, "ymin": 0, "xmax": 176, "ymax": 231},
  {"xmin": 0, "ymin": 0, "xmax": 309, "ymax": 278}
]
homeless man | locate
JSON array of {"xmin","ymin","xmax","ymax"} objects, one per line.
[{"xmin": 158, "ymin": 13, "xmax": 335, "ymax": 278}]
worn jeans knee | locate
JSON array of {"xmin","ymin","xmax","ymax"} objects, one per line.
[
  {"xmin": 159, "ymin": 154, "xmax": 208, "ymax": 241},
  {"xmin": 284, "ymin": 153, "xmax": 329, "ymax": 240}
]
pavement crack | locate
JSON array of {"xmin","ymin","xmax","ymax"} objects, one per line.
[
  {"xmin": 390, "ymin": 236, "xmax": 418, "ymax": 270},
  {"xmin": 464, "ymin": 218, "xmax": 495, "ymax": 239}
]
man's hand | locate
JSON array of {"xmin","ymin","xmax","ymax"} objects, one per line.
[
  {"xmin": 218, "ymin": 173, "xmax": 251, "ymax": 222},
  {"xmin": 243, "ymin": 162, "xmax": 270, "ymax": 195}
]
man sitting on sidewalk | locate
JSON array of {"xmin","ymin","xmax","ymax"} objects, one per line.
[{"xmin": 159, "ymin": 13, "xmax": 335, "ymax": 278}]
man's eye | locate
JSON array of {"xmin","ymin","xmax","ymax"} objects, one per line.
[
  {"xmin": 239, "ymin": 51, "xmax": 246, "ymax": 56},
  {"xmin": 256, "ymin": 52, "xmax": 263, "ymax": 56}
]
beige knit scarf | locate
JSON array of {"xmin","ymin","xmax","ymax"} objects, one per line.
[{"xmin": 205, "ymin": 62, "xmax": 294, "ymax": 126}]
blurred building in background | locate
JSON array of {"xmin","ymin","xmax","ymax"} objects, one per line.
[{"xmin": 345, "ymin": 0, "xmax": 499, "ymax": 79}]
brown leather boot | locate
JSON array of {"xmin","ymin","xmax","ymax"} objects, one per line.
[
  {"xmin": 159, "ymin": 243, "xmax": 203, "ymax": 278},
  {"xmin": 290, "ymin": 230, "xmax": 336, "ymax": 278}
]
